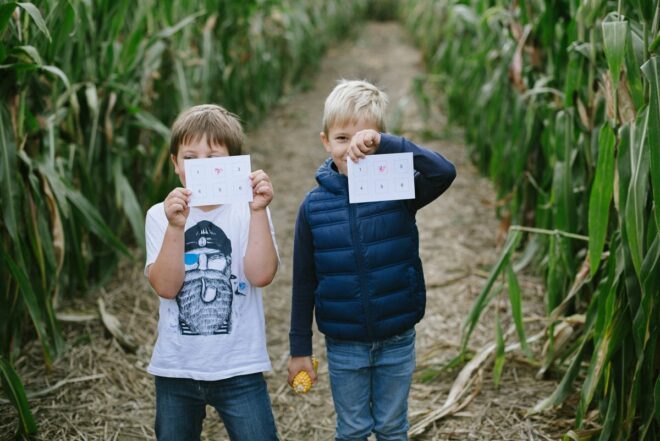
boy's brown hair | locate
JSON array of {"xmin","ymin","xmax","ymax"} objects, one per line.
[{"xmin": 169, "ymin": 104, "xmax": 244, "ymax": 156}]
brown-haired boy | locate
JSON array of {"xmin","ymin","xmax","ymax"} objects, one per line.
[{"xmin": 145, "ymin": 104, "xmax": 279, "ymax": 440}]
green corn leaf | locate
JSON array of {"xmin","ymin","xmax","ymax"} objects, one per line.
[
  {"xmin": 13, "ymin": 44, "xmax": 42, "ymax": 65},
  {"xmin": 594, "ymin": 235, "xmax": 621, "ymax": 335},
  {"xmin": 576, "ymin": 307, "xmax": 614, "ymax": 426},
  {"xmin": 17, "ymin": 2, "xmax": 51, "ymax": 42},
  {"xmin": 461, "ymin": 230, "xmax": 522, "ymax": 352},
  {"xmin": 85, "ymin": 83, "xmax": 99, "ymax": 171},
  {"xmin": 650, "ymin": 34, "xmax": 660, "ymax": 53},
  {"xmin": 25, "ymin": 192, "xmax": 47, "ymax": 291},
  {"xmin": 631, "ymin": 235, "xmax": 659, "ymax": 359},
  {"xmin": 38, "ymin": 161, "xmax": 70, "ymax": 219},
  {"xmin": 623, "ymin": 25, "xmax": 644, "ymax": 111},
  {"xmin": 506, "ymin": 264, "xmax": 532, "ymax": 358},
  {"xmin": 0, "ymin": 245, "xmax": 54, "ymax": 365},
  {"xmin": 113, "ymin": 160, "xmax": 145, "ymax": 249},
  {"xmin": 156, "ymin": 10, "xmax": 206, "ymax": 39},
  {"xmin": 65, "ymin": 189, "xmax": 130, "ymax": 257},
  {"xmin": 617, "ymin": 124, "xmax": 632, "ymax": 213},
  {"xmin": 598, "ymin": 385, "xmax": 617, "ymax": 441},
  {"xmin": 630, "ymin": 313, "xmax": 657, "ymax": 440},
  {"xmin": 532, "ymin": 333, "xmax": 592, "ymax": 413},
  {"xmin": 40, "ymin": 65, "xmax": 70, "ymax": 89},
  {"xmin": 623, "ymin": 109, "xmax": 651, "ymax": 280},
  {"xmin": 175, "ymin": 58, "xmax": 190, "ymax": 109},
  {"xmin": 0, "ymin": 355, "xmax": 36, "ymax": 436},
  {"xmin": 588, "ymin": 124, "xmax": 616, "ymax": 277},
  {"xmin": 133, "ymin": 110, "xmax": 171, "ymax": 141},
  {"xmin": 553, "ymin": 111, "xmax": 576, "ymax": 234},
  {"xmin": 0, "ymin": 3, "xmax": 16, "ymax": 34},
  {"xmin": 493, "ymin": 308, "xmax": 505, "ymax": 388},
  {"xmin": 632, "ymin": 0, "xmax": 655, "ymax": 22},
  {"xmin": 640, "ymin": 58, "xmax": 660, "ymax": 232},
  {"xmin": 0, "ymin": 108, "xmax": 19, "ymax": 242},
  {"xmin": 38, "ymin": 162, "xmax": 129, "ymax": 256},
  {"xmin": 602, "ymin": 20, "xmax": 627, "ymax": 92},
  {"xmin": 641, "ymin": 234, "xmax": 659, "ymax": 301}
]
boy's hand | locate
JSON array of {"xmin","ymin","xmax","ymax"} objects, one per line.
[
  {"xmin": 249, "ymin": 169, "xmax": 273, "ymax": 211},
  {"xmin": 348, "ymin": 129, "xmax": 381, "ymax": 162},
  {"xmin": 287, "ymin": 356, "xmax": 317, "ymax": 387},
  {"xmin": 164, "ymin": 188, "xmax": 191, "ymax": 228}
]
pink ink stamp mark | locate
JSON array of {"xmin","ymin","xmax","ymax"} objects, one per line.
[
  {"xmin": 214, "ymin": 167, "xmax": 223, "ymax": 175},
  {"xmin": 378, "ymin": 165, "xmax": 387, "ymax": 173}
]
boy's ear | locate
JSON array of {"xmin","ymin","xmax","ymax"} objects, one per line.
[
  {"xmin": 171, "ymin": 154, "xmax": 181, "ymax": 175},
  {"xmin": 320, "ymin": 131, "xmax": 330, "ymax": 153}
]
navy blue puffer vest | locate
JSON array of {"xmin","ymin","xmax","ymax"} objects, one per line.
[{"xmin": 305, "ymin": 158, "xmax": 426, "ymax": 342}]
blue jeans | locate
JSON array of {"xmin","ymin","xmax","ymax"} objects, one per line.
[
  {"xmin": 154, "ymin": 373, "xmax": 278, "ymax": 441},
  {"xmin": 325, "ymin": 328, "xmax": 416, "ymax": 441}
]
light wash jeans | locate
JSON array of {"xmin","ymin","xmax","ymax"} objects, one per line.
[
  {"xmin": 154, "ymin": 373, "xmax": 278, "ymax": 441},
  {"xmin": 325, "ymin": 328, "xmax": 416, "ymax": 441}
]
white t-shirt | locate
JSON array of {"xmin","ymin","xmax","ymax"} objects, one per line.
[{"xmin": 144, "ymin": 202, "xmax": 277, "ymax": 380}]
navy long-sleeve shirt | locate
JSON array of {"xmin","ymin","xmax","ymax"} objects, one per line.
[{"xmin": 289, "ymin": 134, "xmax": 456, "ymax": 356}]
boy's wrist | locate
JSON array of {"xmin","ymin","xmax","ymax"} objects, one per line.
[{"xmin": 167, "ymin": 222, "xmax": 185, "ymax": 231}]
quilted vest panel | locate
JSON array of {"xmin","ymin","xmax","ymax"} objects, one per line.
[{"xmin": 305, "ymin": 184, "xmax": 426, "ymax": 342}]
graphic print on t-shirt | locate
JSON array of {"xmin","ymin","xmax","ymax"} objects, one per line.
[{"xmin": 177, "ymin": 220, "xmax": 239, "ymax": 335}]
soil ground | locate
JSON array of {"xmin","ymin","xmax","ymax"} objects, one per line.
[{"xmin": 0, "ymin": 22, "xmax": 575, "ymax": 440}]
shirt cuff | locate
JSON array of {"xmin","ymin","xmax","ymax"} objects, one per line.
[{"xmin": 289, "ymin": 332, "xmax": 313, "ymax": 357}]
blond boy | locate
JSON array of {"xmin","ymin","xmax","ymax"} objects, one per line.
[{"xmin": 288, "ymin": 80, "xmax": 456, "ymax": 440}]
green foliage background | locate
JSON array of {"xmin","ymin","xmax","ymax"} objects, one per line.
[
  {"xmin": 1, "ymin": 0, "xmax": 658, "ymax": 439},
  {"xmin": 400, "ymin": 0, "xmax": 658, "ymax": 439}
]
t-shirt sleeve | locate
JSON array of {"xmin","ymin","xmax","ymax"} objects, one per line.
[{"xmin": 145, "ymin": 203, "xmax": 167, "ymax": 276}]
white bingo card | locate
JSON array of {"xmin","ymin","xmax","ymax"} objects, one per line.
[
  {"xmin": 347, "ymin": 152, "xmax": 415, "ymax": 204},
  {"xmin": 184, "ymin": 155, "xmax": 253, "ymax": 206}
]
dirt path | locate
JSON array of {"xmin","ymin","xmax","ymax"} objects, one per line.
[{"xmin": 0, "ymin": 22, "xmax": 569, "ymax": 441}]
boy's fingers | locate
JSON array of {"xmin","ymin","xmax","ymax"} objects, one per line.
[
  {"xmin": 167, "ymin": 196, "xmax": 187, "ymax": 209},
  {"xmin": 250, "ymin": 170, "xmax": 269, "ymax": 179},
  {"xmin": 167, "ymin": 190, "xmax": 190, "ymax": 204},
  {"xmin": 168, "ymin": 202, "xmax": 184, "ymax": 214},
  {"xmin": 255, "ymin": 186, "xmax": 273, "ymax": 200},
  {"xmin": 350, "ymin": 143, "xmax": 365, "ymax": 158},
  {"xmin": 250, "ymin": 170, "xmax": 271, "ymax": 187}
]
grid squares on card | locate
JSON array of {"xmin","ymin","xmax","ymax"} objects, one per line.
[
  {"xmin": 184, "ymin": 155, "xmax": 253, "ymax": 206},
  {"xmin": 347, "ymin": 152, "xmax": 415, "ymax": 203}
]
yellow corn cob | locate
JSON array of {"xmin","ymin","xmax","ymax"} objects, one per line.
[{"xmin": 292, "ymin": 357, "xmax": 318, "ymax": 394}]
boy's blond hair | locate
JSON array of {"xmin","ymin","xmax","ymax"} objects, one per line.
[
  {"xmin": 322, "ymin": 80, "xmax": 388, "ymax": 134},
  {"xmin": 170, "ymin": 104, "xmax": 244, "ymax": 156}
]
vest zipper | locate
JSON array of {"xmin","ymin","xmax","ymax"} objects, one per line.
[{"xmin": 349, "ymin": 203, "xmax": 374, "ymax": 340}]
